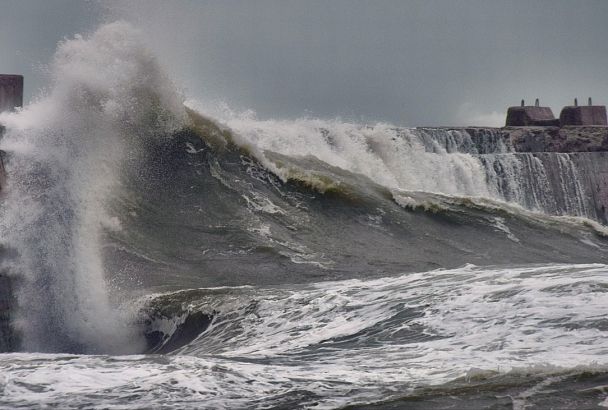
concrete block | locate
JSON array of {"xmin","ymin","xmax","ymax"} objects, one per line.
[
  {"xmin": 559, "ymin": 106, "xmax": 607, "ymax": 126},
  {"xmin": 505, "ymin": 106, "xmax": 559, "ymax": 127},
  {"xmin": 0, "ymin": 75, "xmax": 24, "ymax": 113}
]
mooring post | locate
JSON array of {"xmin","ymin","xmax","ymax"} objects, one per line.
[
  {"xmin": 0, "ymin": 75, "xmax": 23, "ymax": 114},
  {"xmin": 0, "ymin": 74, "xmax": 21, "ymax": 191},
  {"xmin": 0, "ymin": 75, "xmax": 19, "ymax": 349}
]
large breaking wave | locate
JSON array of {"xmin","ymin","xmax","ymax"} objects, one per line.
[{"xmin": 0, "ymin": 21, "xmax": 607, "ymax": 409}]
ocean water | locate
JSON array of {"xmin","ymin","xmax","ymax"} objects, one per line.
[{"xmin": 0, "ymin": 22, "xmax": 608, "ymax": 409}]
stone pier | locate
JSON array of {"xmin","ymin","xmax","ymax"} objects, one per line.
[
  {"xmin": 0, "ymin": 74, "xmax": 21, "ymax": 185},
  {"xmin": 0, "ymin": 74, "xmax": 23, "ymax": 113},
  {"xmin": 0, "ymin": 75, "xmax": 21, "ymax": 352}
]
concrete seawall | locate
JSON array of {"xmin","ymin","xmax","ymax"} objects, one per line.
[
  {"xmin": 0, "ymin": 73, "xmax": 20, "ymax": 190},
  {"xmin": 0, "ymin": 74, "xmax": 21, "ymax": 352},
  {"xmin": 505, "ymin": 126, "xmax": 608, "ymax": 152},
  {"xmin": 0, "ymin": 271, "xmax": 17, "ymax": 352},
  {"xmin": 507, "ymin": 127, "xmax": 608, "ymax": 223},
  {"xmin": 442, "ymin": 126, "xmax": 608, "ymax": 153},
  {"xmin": 570, "ymin": 152, "xmax": 608, "ymax": 221},
  {"xmin": 0, "ymin": 75, "xmax": 23, "ymax": 113},
  {"xmin": 421, "ymin": 126, "xmax": 608, "ymax": 223},
  {"xmin": 0, "ymin": 142, "xmax": 11, "ymax": 351}
]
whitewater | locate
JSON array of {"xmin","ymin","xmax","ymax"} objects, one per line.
[{"xmin": 0, "ymin": 22, "xmax": 608, "ymax": 409}]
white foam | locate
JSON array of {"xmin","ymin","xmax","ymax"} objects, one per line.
[
  {"xmin": 3, "ymin": 263, "xmax": 608, "ymax": 408},
  {"xmin": 0, "ymin": 21, "xmax": 185, "ymax": 353},
  {"xmin": 185, "ymin": 101, "xmax": 598, "ymax": 221}
]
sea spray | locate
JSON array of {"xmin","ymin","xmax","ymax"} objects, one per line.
[
  {"xmin": 185, "ymin": 104, "xmax": 496, "ymax": 196},
  {"xmin": 0, "ymin": 22, "xmax": 185, "ymax": 353},
  {"xmin": 187, "ymin": 102, "xmax": 595, "ymax": 219}
]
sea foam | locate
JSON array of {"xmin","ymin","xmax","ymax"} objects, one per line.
[{"xmin": 0, "ymin": 21, "xmax": 185, "ymax": 353}]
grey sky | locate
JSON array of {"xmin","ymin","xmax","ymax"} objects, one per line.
[{"xmin": 1, "ymin": 0, "xmax": 607, "ymax": 126}]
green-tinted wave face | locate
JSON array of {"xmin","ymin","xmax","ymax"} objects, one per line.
[{"xmin": 103, "ymin": 112, "xmax": 608, "ymax": 295}]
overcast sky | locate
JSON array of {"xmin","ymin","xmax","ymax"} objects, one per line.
[{"xmin": 1, "ymin": 0, "xmax": 607, "ymax": 126}]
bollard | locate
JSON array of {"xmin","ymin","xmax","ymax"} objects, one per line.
[{"xmin": 0, "ymin": 75, "xmax": 24, "ymax": 113}]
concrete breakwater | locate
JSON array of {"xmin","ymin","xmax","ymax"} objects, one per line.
[
  {"xmin": 504, "ymin": 127, "xmax": 608, "ymax": 224},
  {"xmin": 0, "ymin": 75, "xmax": 21, "ymax": 352},
  {"xmin": 415, "ymin": 126, "xmax": 608, "ymax": 222},
  {"xmin": 0, "ymin": 271, "xmax": 16, "ymax": 352},
  {"xmin": 0, "ymin": 73, "xmax": 21, "ymax": 189},
  {"xmin": 0, "ymin": 149, "xmax": 12, "ymax": 351},
  {"xmin": 505, "ymin": 126, "xmax": 608, "ymax": 153},
  {"xmin": 419, "ymin": 126, "xmax": 608, "ymax": 154},
  {"xmin": 0, "ymin": 75, "xmax": 23, "ymax": 114}
]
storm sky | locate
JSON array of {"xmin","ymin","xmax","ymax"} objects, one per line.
[{"xmin": 1, "ymin": 0, "xmax": 607, "ymax": 126}]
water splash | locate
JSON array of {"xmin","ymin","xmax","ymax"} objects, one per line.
[
  {"xmin": 190, "ymin": 104, "xmax": 596, "ymax": 220},
  {"xmin": 0, "ymin": 22, "xmax": 185, "ymax": 353}
]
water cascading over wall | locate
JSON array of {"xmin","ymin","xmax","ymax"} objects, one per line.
[
  {"xmin": 409, "ymin": 127, "xmax": 608, "ymax": 222},
  {"xmin": 224, "ymin": 115, "xmax": 608, "ymax": 223}
]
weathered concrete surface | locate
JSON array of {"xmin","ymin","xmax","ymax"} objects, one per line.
[
  {"xmin": 570, "ymin": 152, "xmax": 608, "ymax": 222},
  {"xmin": 0, "ymin": 115, "xmax": 11, "ymax": 351},
  {"xmin": 517, "ymin": 151, "xmax": 608, "ymax": 224},
  {"xmin": 559, "ymin": 105, "xmax": 608, "ymax": 126},
  {"xmin": 0, "ymin": 271, "xmax": 17, "ymax": 352},
  {"xmin": 517, "ymin": 132, "xmax": 608, "ymax": 222},
  {"xmin": 422, "ymin": 126, "xmax": 608, "ymax": 223},
  {"xmin": 0, "ymin": 74, "xmax": 23, "ymax": 113},
  {"xmin": 503, "ymin": 126, "xmax": 608, "ymax": 152},
  {"xmin": 505, "ymin": 106, "xmax": 559, "ymax": 127}
]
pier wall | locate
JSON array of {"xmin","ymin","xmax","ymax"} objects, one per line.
[
  {"xmin": 0, "ymin": 75, "xmax": 23, "ymax": 113},
  {"xmin": 0, "ymin": 75, "xmax": 21, "ymax": 351},
  {"xmin": 560, "ymin": 106, "xmax": 608, "ymax": 126}
]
